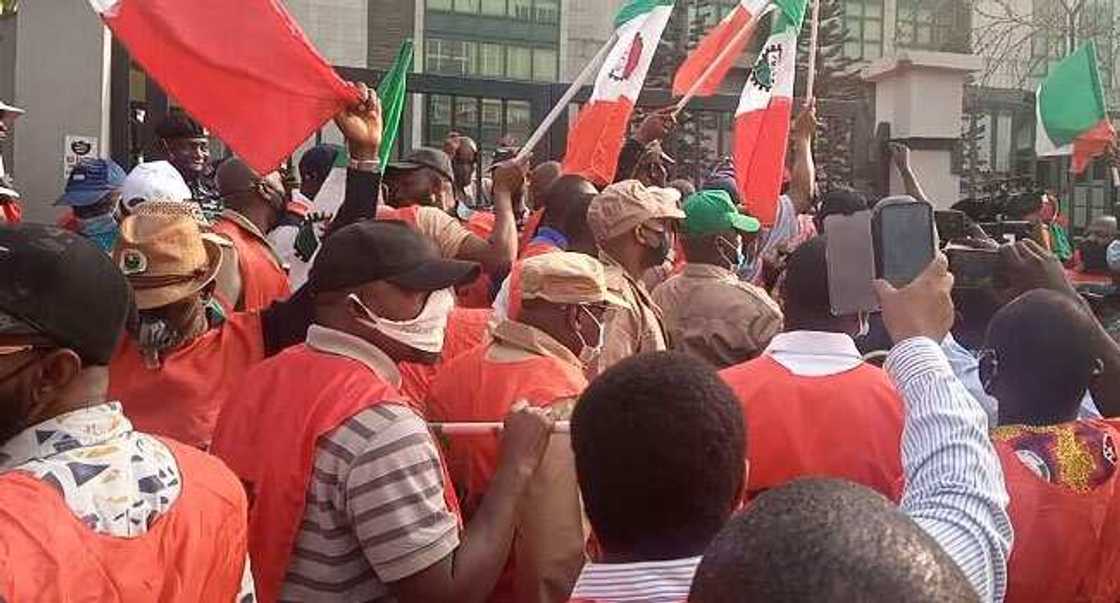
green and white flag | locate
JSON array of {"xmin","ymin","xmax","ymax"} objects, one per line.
[
  {"xmin": 378, "ymin": 40, "xmax": 414, "ymax": 165},
  {"xmin": 1036, "ymin": 41, "xmax": 1116, "ymax": 174}
]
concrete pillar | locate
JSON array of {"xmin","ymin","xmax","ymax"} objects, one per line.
[
  {"xmin": 863, "ymin": 50, "xmax": 982, "ymax": 209},
  {"xmin": 13, "ymin": 2, "xmax": 111, "ymax": 222}
]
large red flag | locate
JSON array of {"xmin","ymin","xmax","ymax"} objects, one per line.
[
  {"xmin": 89, "ymin": 0, "xmax": 360, "ymax": 174},
  {"xmin": 672, "ymin": 0, "xmax": 770, "ymax": 97}
]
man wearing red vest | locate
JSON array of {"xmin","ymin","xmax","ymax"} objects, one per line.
[
  {"xmin": 212, "ymin": 220, "xmax": 556, "ymax": 603},
  {"xmin": 109, "ymin": 85, "xmax": 384, "ymax": 449},
  {"xmin": 720, "ymin": 237, "xmax": 905, "ymax": 501},
  {"xmin": 213, "ymin": 157, "xmax": 292, "ymax": 311},
  {"xmin": 566, "ymin": 351, "xmax": 747, "ymax": 602},
  {"xmin": 0, "ymin": 224, "xmax": 253, "ymax": 601},
  {"xmin": 985, "ymin": 286, "xmax": 1120, "ymax": 602},
  {"xmin": 428, "ymin": 252, "xmax": 625, "ymax": 602},
  {"xmin": 519, "ymin": 175, "xmax": 599, "ymax": 259}
]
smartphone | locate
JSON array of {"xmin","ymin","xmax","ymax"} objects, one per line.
[
  {"xmin": 935, "ymin": 210, "xmax": 967, "ymax": 243},
  {"xmin": 947, "ymin": 248, "xmax": 1007, "ymax": 289},
  {"xmin": 825, "ymin": 211, "xmax": 879, "ymax": 316},
  {"xmin": 873, "ymin": 196, "xmax": 937, "ymax": 288}
]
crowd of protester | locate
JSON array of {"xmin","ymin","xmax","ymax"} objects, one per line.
[{"xmin": 1, "ymin": 80, "xmax": 1120, "ymax": 603}]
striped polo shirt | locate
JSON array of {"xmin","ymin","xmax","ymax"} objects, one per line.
[
  {"xmin": 278, "ymin": 334, "xmax": 460, "ymax": 601},
  {"xmin": 568, "ymin": 556, "xmax": 702, "ymax": 602}
]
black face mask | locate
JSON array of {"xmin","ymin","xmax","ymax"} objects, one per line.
[{"xmin": 1081, "ymin": 240, "xmax": 1111, "ymax": 272}]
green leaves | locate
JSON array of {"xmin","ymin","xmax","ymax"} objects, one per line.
[{"xmin": 0, "ymin": 0, "xmax": 18, "ymax": 18}]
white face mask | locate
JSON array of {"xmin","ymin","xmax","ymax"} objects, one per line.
[
  {"xmin": 575, "ymin": 305, "xmax": 605, "ymax": 367},
  {"xmin": 348, "ymin": 288, "xmax": 455, "ymax": 354}
]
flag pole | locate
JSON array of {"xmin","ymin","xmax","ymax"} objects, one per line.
[
  {"xmin": 514, "ymin": 33, "xmax": 619, "ymax": 164},
  {"xmin": 804, "ymin": 0, "xmax": 822, "ymax": 104},
  {"xmin": 672, "ymin": 4, "xmax": 779, "ymax": 117},
  {"xmin": 430, "ymin": 421, "xmax": 572, "ymax": 436}
]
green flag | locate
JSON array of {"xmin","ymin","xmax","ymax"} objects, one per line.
[
  {"xmin": 1036, "ymin": 41, "xmax": 1116, "ymax": 174},
  {"xmin": 378, "ymin": 39, "xmax": 414, "ymax": 165}
]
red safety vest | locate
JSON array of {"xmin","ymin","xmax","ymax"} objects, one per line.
[
  {"xmin": 212, "ymin": 216, "xmax": 291, "ymax": 311},
  {"xmin": 211, "ymin": 342, "xmax": 461, "ymax": 603},
  {"xmin": 0, "ymin": 438, "xmax": 248, "ymax": 602},
  {"xmin": 399, "ymin": 307, "xmax": 493, "ymax": 406},
  {"xmin": 999, "ymin": 420, "xmax": 1120, "ymax": 603},
  {"xmin": 720, "ymin": 356, "xmax": 904, "ymax": 501},
  {"xmin": 427, "ymin": 341, "xmax": 586, "ymax": 602},
  {"xmin": 110, "ymin": 312, "xmax": 265, "ymax": 449}
]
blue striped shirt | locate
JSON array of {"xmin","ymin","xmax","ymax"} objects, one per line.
[{"xmin": 886, "ymin": 337, "xmax": 1014, "ymax": 603}]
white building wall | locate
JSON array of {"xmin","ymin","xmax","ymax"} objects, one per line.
[{"xmin": 282, "ymin": 0, "xmax": 368, "ymax": 68}]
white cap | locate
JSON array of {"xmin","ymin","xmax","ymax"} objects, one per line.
[
  {"xmin": 118, "ymin": 161, "xmax": 193, "ymax": 215},
  {"xmin": 0, "ymin": 186, "xmax": 19, "ymax": 199},
  {"xmin": 0, "ymin": 100, "xmax": 25, "ymax": 117}
]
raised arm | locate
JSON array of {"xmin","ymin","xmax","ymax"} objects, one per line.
[
  {"xmin": 787, "ymin": 100, "xmax": 818, "ymax": 213},
  {"xmin": 889, "ymin": 143, "xmax": 929, "ymax": 203},
  {"xmin": 875, "ymin": 256, "xmax": 1013, "ymax": 603},
  {"xmin": 328, "ymin": 82, "xmax": 383, "ymax": 233}
]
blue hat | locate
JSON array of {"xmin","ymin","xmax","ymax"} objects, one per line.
[{"xmin": 57, "ymin": 159, "xmax": 127, "ymax": 207}]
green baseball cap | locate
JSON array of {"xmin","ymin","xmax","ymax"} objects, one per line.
[{"xmin": 683, "ymin": 190, "xmax": 761, "ymax": 237}]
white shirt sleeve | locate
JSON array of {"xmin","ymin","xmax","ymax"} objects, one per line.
[{"xmin": 887, "ymin": 337, "xmax": 1013, "ymax": 603}]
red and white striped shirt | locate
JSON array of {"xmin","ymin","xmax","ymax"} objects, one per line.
[{"xmin": 568, "ymin": 556, "xmax": 701, "ymax": 603}]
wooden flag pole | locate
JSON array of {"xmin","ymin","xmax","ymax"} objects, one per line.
[
  {"xmin": 514, "ymin": 33, "xmax": 619, "ymax": 164},
  {"xmin": 430, "ymin": 421, "xmax": 572, "ymax": 436},
  {"xmin": 804, "ymin": 0, "xmax": 822, "ymax": 104},
  {"xmin": 672, "ymin": 4, "xmax": 779, "ymax": 116}
]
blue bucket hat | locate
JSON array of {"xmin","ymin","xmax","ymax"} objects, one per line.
[{"xmin": 57, "ymin": 158, "xmax": 127, "ymax": 207}]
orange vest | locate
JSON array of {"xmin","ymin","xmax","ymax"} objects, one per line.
[
  {"xmin": 521, "ymin": 238, "xmax": 562, "ymax": 259},
  {"xmin": 999, "ymin": 420, "xmax": 1120, "ymax": 603},
  {"xmin": 720, "ymin": 356, "xmax": 904, "ymax": 501},
  {"xmin": 0, "ymin": 438, "xmax": 248, "ymax": 602},
  {"xmin": 400, "ymin": 307, "xmax": 493, "ymax": 405},
  {"xmin": 211, "ymin": 343, "xmax": 461, "ymax": 603},
  {"xmin": 212, "ymin": 217, "xmax": 291, "ymax": 311},
  {"xmin": 110, "ymin": 312, "xmax": 265, "ymax": 449},
  {"xmin": 427, "ymin": 342, "xmax": 586, "ymax": 603}
]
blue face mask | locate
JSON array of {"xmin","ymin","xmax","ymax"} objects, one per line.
[{"xmin": 76, "ymin": 212, "xmax": 119, "ymax": 253}]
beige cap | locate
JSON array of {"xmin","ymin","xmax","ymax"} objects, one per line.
[
  {"xmin": 113, "ymin": 214, "xmax": 222, "ymax": 310},
  {"xmin": 517, "ymin": 252, "xmax": 626, "ymax": 307},
  {"xmin": 587, "ymin": 179, "xmax": 685, "ymax": 244}
]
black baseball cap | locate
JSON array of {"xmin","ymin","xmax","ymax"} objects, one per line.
[
  {"xmin": 0, "ymin": 224, "xmax": 132, "ymax": 365},
  {"xmin": 386, "ymin": 148, "xmax": 454, "ymax": 183},
  {"xmin": 309, "ymin": 221, "xmax": 480, "ymax": 294}
]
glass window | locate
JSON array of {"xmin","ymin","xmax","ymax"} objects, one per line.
[
  {"xmin": 532, "ymin": 48, "xmax": 558, "ymax": 81},
  {"xmin": 505, "ymin": 101, "xmax": 532, "ymax": 144},
  {"xmin": 482, "ymin": 99, "xmax": 504, "ymax": 146},
  {"xmin": 426, "ymin": 39, "xmax": 476, "ymax": 76},
  {"xmin": 535, "ymin": 0, "xmax": 560, "ymax": 23},
  {"xmin": 479, "ymin": 43, "xmax": 505, "ymax": 77},
  {"xmin": 455, "ymin": 0, "xmax": 480, "ymax": 13},
  {"xmin": 842, "ymin": 0, "xmax": 884, "ymax": 60},
  {"xmin": 428, "ymin": 0, "xmax": 452, "ymax": 10},
  {"xmin": 507, "ymin": 46, "xmax": 532, "ymax": 79},
  {"xmin": 454, "ymin": 97, "xmax": 480, "ymax": 132},
  {"xmin": 511, "ymin": 0, "xmax": 533, "ymax": 20},
  {"xmin": 481, "ymin": 0, "xmax": 506, "ymax": 15},
  {"xmin": 430, "ymin": 95, "xmax": 452, "ymax": 126}
]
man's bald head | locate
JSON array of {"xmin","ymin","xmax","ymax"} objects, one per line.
[
  {"xmin": 529, "ymin": 161, "xmax": 563, "ymax": 208},
  {"xmin": 690, "ymin": 479, "xmax": 979, "ymax": 603},
  {"xmin": 987, "ymin": 289, "xmax": 1102, "ymax": 426},
  {"xmin": 540, "ymin": 175, "xmax": 598, "ymax": 231},
  {"xmin": 215, "ymin": 158, "xmax": 285, "ymax": 218}
]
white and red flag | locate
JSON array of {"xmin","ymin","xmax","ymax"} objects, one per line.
[
  {"xmin": 672, "ymin": 0, "xmax": 771, "ymax": 96},
  {"xmin": 735, "ymin": 0, "xmax": 807, "ymax": 226},
  {"xmin": 87, "ymin": 0, "xmax": 360, "ymax": 174},
  {"xmin": 562, "ymin": 0, "xmax": 674, "ymax": 186}
]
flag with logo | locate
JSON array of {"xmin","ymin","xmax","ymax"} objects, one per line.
[
  {"xmin": 735, "ymin": 0, "xmax": 808, "ymax": 226},
  {"xmin": 86, "ymin": 0, "xmax": 360, "ymax": 174},
  {"xmin": 673, "ymin": 0, "xmax": 771, "ymax": 96},
  {"xmin": 562, "ymin": 0, "xmax": 675, "ymax": 186},
  {"xmin": 1036, "ymin": 41, "xmax": 1116, "ymax": 175}
]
